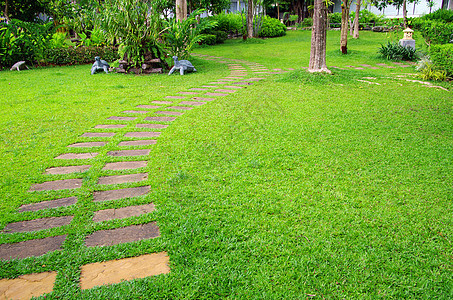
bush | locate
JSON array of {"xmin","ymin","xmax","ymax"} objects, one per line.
[
  {"xmin": 258, "ymin": 15, "xmax": 286, "ymax": 38},
  {"xmin": 429, "ymin": 44, "xmax": 453, "ymax": 77},
  {"xmin": 299, "ymin": 18, "xmax": 313, "ymax": 28},
  {"xmin": 202, "ymin": 34, "xmax": 217, "ymax": 45},
  {"xmin": 417, "ymin": 20, "xmax": 453, "ymax": 45},
  {"xmin": 420, "ymin": 8, "xmax": 453, "ymax": 23},
  {"xmin": 416, "ymin": 56, "xmax": 447, "ymax": 81},
  {"xmin": 378, "ymin": 42, "xmax": 418, "ymax": 61},
  {"xmin": 43, "ymin": 46, "xmax": 118, "ymax": 65},
  {"xmin": 329, "ymin": 12, "xmax": 342, "ymax": 24},
  {"xmin": 350, "ymin": 9, "xmax": 385, "ymax": 25}
]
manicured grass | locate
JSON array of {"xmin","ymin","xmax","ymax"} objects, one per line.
[{"xmin": 1, "ymin": 30, "xmax": 452, "ymax": 299}]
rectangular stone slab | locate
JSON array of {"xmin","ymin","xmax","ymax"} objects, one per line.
[
  {"xmin": 179, "ymin": 101, "xmax": 206, "ymax": 106},
  {"xmin": 93, "ymin": 203, "xmax": 155, "ymax": 222},
  {"xmin": 192, "ymin": 97, "xmax": 215, "ymax": 101},
  {"xmin": 79, "ymin": 252, "xmax": 170, "ymax": 290},
  {"xmin": 151, "ymin": 101, "xmax": 172, "ymax": 104},
  {"xmin": 136, "ymin": 105, "xmax": 160, "ymax": 109},
  {"xmin": 107, "ymin": 117, "xmax": 137, "ymax": 121},
  {"xmin": 167, "ymin": 106, "xmax": 194, "ymax": 110},
  {"xmin": 3, "ymin": 216, "xmax": 73, "ymax": 233},
  {"xmin": 144, "ymin": 117, "xmax": 176, "ymax": 122},
  {"xmin": 68, "ymin": 142, "xmax": 107, "ymax": 148},
  {"xmin": 124, "ymin": 132, "xmax": 161, "ymax": 138},
  {"xmin": 154, "ymin": 111, "xmax": 183, "ymax": 116},
  {"xmin": 55, "ymin": 153, "xmax": 98, "ymax": 160},
  {"xmin": 121, "ymin": 110, "xmax": 149, "ymax": 114},
  {"xmin": 215, "ymin": 89, "xmax": 237, "ymax": 93},
  {"xmin": 224, "ymin": 86, "xmax": 244, "ymax": 89},
  {"xmin": 93, "ymin": 186, "xmax": 150, "ymax": 202},
  {"xmin": 95, "ymin": 124, "xmax": 127, "ymax": 129},
  {"xmin": 136, "ymin": 124, "xmax": 168, "ymax": 129},
  {"xmin": 45, "ymin": 165, "xmax": 90, "ymax": 175},
  {"xmin": 233, "ymin": 82, "xmax": 253, "ymax": 85},
  {"xmin": 0, "ymin": 235, "xmax": 67, "ymax": 260},
  {"xmin": 103, "ymin": 161, "xmax": 147, "ymax": 170},
  {"xmin": 85, "ymin": 222, "xmax": 159, "ymax": 247},
  {"xmin": 0, "ymin": 271, "xmax": 57, "ymax": 300},
  {"xmin": 81, "ymin": 132, "xmax": 116, "ymax": 138},
  {"xmin": 98, "ymin": 173, "xmax": 148, "ymax": 185},
  {"xmin": 118, "ymin": 140, "xmax": 157, "ymax": 146},
  {"xmin": 107, "ymin": 149, "xmax": 150, "ymax": 157},
  {"xmin": 18, "ymin": 197, "xmax": 77, "ymax": 212},
  {"xmin": 30, "ymin": 179, "xmax": 83, "ymax": 192}
]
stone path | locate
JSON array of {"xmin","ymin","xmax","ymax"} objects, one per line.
[{"xmin": 1, "ymin": 54, "xmax": 288, "ymax": 299}]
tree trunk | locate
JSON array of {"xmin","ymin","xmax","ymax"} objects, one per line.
[
  {"xmin": 308, "ymin": 0, "xmax": 330, "ymax": 73},
  {"xmin": 340, "ymin": 0, "xmax": 350, "ymax": 54},
  {"xmin": 176, "ymin": 0, "xmax": 187, "ymax": 21},
  {"xmin": 353, "ymin": 0, "xmax": 361, "ymax": 39},
  {"xmin": 4, "ymin": 0, "xmax": 10, "ymax": 21},
  {"xmin": 402, "ymin": 0, "xmax": 407, "ymax": 27},
  {"xmin": 247, "ymin": 0, "xmax": 253, "ymax": 38}
]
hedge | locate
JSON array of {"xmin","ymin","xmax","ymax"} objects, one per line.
[
  {"xmin": 259, "ymin": 16, "xmax": 287, "ymax": 38},
  {"xmin": 43, "ymin": 46, "xmax": 119, "ymax": 66},
  {"xmin": 430, "ymin": 44, "xmax": 453, "ymax": 77}
]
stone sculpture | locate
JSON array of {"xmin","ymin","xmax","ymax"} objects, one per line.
[
  {"xmin": 10, "ymin": 61, "xmax": 29, "ymax": 71},
  {"xmin": 91, "ymin": 57, "xmax": 109, "ymax": 75},
  {"xmin": 168, "ymin": 56, "xmax": 196, "ymax": 75}
]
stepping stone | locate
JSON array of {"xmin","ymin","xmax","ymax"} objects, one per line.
[
  {"xmin": 93, "ymin": 186, "xmax": 150, "ymax": 202},
  {"xmin": 85, "ymin": 222, "xmax": 160, "ymax": 247},
  {"xmin": 81, "ymin": 132, "xmax": 116, "ymax": 138},
  {"xmin": 0, "ymin": 271, "xmax": 57, "ymax": 300},
  {"xmin": 167, "ymin": 106, "xmax": 194, "ymax": 110},
  {"xmin": 79, "ymin": 252, "xmax": 170, "ymax": 290},
  {"xmin": 136, "ymin": 124, "xmax": 168, "ymax": 129},
  {"xmin": 107, "ymin": 116, "xmax": 137, "ymax": 121},
  {"xmin": 192, "ymin": 97, "xmax": 215, "ymax": 101},
  {"xmin": 124, "ymin": 132, "xmax": 161, "ymax": 138},
  {"xmin": 202, "ymin": 85, "xmax": 218, "ymax": 88},
  {"xmin": 107, "ymin": 149, "xmax": 150, "ymax": 157},
  {"xmin": 98, "ymin": 173, "xmax": 148, "ymax": 185},
  {"xmin": 151, "ymin": 101, "xmax": 172, "ymax": 104},
  {"xmin": 103, "ymin": 161, "xmax": 147, "ymax": 171},
  {"xmin": 345, "ymin": 65, "xmax": 355, "ymax": 68},
  {"xmin": 224, "ymin": 86, "xmax": 244, "ymax": 89},
  {"xmin": 218, "ymin": 79, "xmax": 235, "ymax": 81},
  {"xmin": 360, "ymin": 64, "xmax": 372, "ymax": 67},
  {"xmin": 68, "ymin": 142, "xmax": 106, "ymax": 148},
  {"xmin": 233, "ymin": 82, "xmax": 253, "ymax": 85},
  {"xmin": 179, "ymin": 101, "xmax": 206, "ymax": 106},
  {"xmin": 30, "ymin": 179, "xmax": 83, "ymax": 192},
  {"xmin": 376, "ymin": 63, "xmax": 388, "ymax": 66},
  {"xmin": 155, "ymin": 111, "xmax": 183, "ymax": 116},
  {"xmin": 122, "ymin": 110, "xmax": 149, "ymax": 114},
  {"xmin": 370, "ymin": 67, "xmax": 379, "ymax": 69},
  {"xmin": 225, "ymin": 77, "xmax": 244, "ymax": 79},
  {"xmin": 95, "ymin": 124, "xmax": 126, "ymax": 129},
  {"xmin": 45, "ymin": 165, "xmax": 90, "ymax": 175},
  {"xmin": 243, "ymin": 78, "xmax": 265, "ymax": 81},
  {"xmin": 215, "ymin": 89, "xmax": 236, "ymax": 93},
  {"xmin": 205, "ymin": 92, "xmax": 228, "ymax": 96},
  {"xmin": 165, "ymin": 96, "xmax": 185, "ymax": 99},
  {"xmin": 355, "ymin": 67, "xmax": 365, "ymax": 70},
  {"xmin": 190, "ymin": 88, "xmax": 208, "ymax": 91},
  {"xmin": 118, "ymin": 140, "xmax": 157, "ymax": 146},
  {"xmin": 0, "ymin": 235, "xmax": 66, "ymax": 260},
  {"xmin": 19, "ymin": 197, "xmax": 77, "ymax": 213},
  {"xmin": 55, "ymin": 153, "xmax": 98, "ymax": 160},
  {"xmin": 136, "ymin": 105, "xmax": 160, "ymax": 109},
  {"xmin": 3, "ymin": 216, "xmax": 73, "ymax": 234},
  {"xmin": 144, "ymin": 117, "xmax": 176, "ymax": 122},
  {"xmin": 209, "ymin": 82, "xmax": 228, "ymax": 84},
  {"xmin": 93, "ymin": 203, "xmax": 155, "ymax": 222}
]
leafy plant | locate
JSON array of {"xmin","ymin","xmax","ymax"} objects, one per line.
[
  {"xmin": 162, "ymin": 9, "xmax": 216, "ymax": 59},
  {"xmin": 417, "ymin": 20, "xmax": 453, "ymax": 45},
  {"xmin": 429, "ymin": 44, "xmax": 453, "ymax": 77},
  {"xmin": 96, "ymin": 0, "xmax": 164, "ymax": 68},
  {"xmin": 415, "ymin": 56, "xmax": 447, "ymax": 81},
  {"xmin": 258, "ymin": 15, "xmax": 287, "ymax": 38},
  {"xmin": 378, "ymin": 42, "xmax": 418, "ymax": 61},
  {"xmin": 50, "ymin": 32, "xmax": 74, "ymax": 48}
]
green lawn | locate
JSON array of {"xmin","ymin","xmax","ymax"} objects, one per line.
[{"xmin": 1, "ymin": 30, "xmax": 452, "ymax": 299}]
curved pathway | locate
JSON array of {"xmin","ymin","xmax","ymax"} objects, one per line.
[{"xmin": 0, "ymin": 56, "xmax": 291, "ymax": 299}]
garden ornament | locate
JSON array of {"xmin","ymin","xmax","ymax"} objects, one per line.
[
  {"xmin": 10, "ymin": 61, "xmax": 29, "ymax": 71},
  {"xmin": 91, "ymin": 56, "xmax": 109, "ymax": 75},
  {"xmin": 168, "ymin": 56, "xmax": 196, "ymax": 75}
]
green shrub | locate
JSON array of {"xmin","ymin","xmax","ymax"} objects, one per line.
[
  {"xmin": 429, "ymin": 44, "xmax": 453, "ymax": 77},
  {"xmin": 211, "ymin": 12, "xmax": 243, "ymax": 33},
  {"xmin": 44, "ymin": 46, "xmax": 118, "ymax": 65},
  {"xmin": 350, "ymin": 9, "xmax": 385, "ymax": 25},
  {"xmin": 420, "ymin": 8, "xmax": 453, "ymax": 22},
  {"xmin": 416, "ymin": 56, "xmax": 447, "ymax": 81},
  {"xmin": 258, "ymin": 16, "xmax": 286, "ymax": 38},
  {"xmin": 417, "ymin": 20, "xmax": 453, "ymax": 45},
  {"xmin": 378, "ymin": 42, "xmax": 418, "ymax": 61},
  {"xmin": 299, "ymin": 18, "xmax": 313, "ymax": 28},
  {"xmin": 329, "ymin": 12, "xmax": 342, "ymax": 24},
  {"xmin": 202, "ymin": 34, "xmax": 217, "ymax": 45}
]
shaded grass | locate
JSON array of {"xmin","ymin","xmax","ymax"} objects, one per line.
[{"xmin": 0, "ymin": 30, "xmax": 452, "ymax": 299}]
